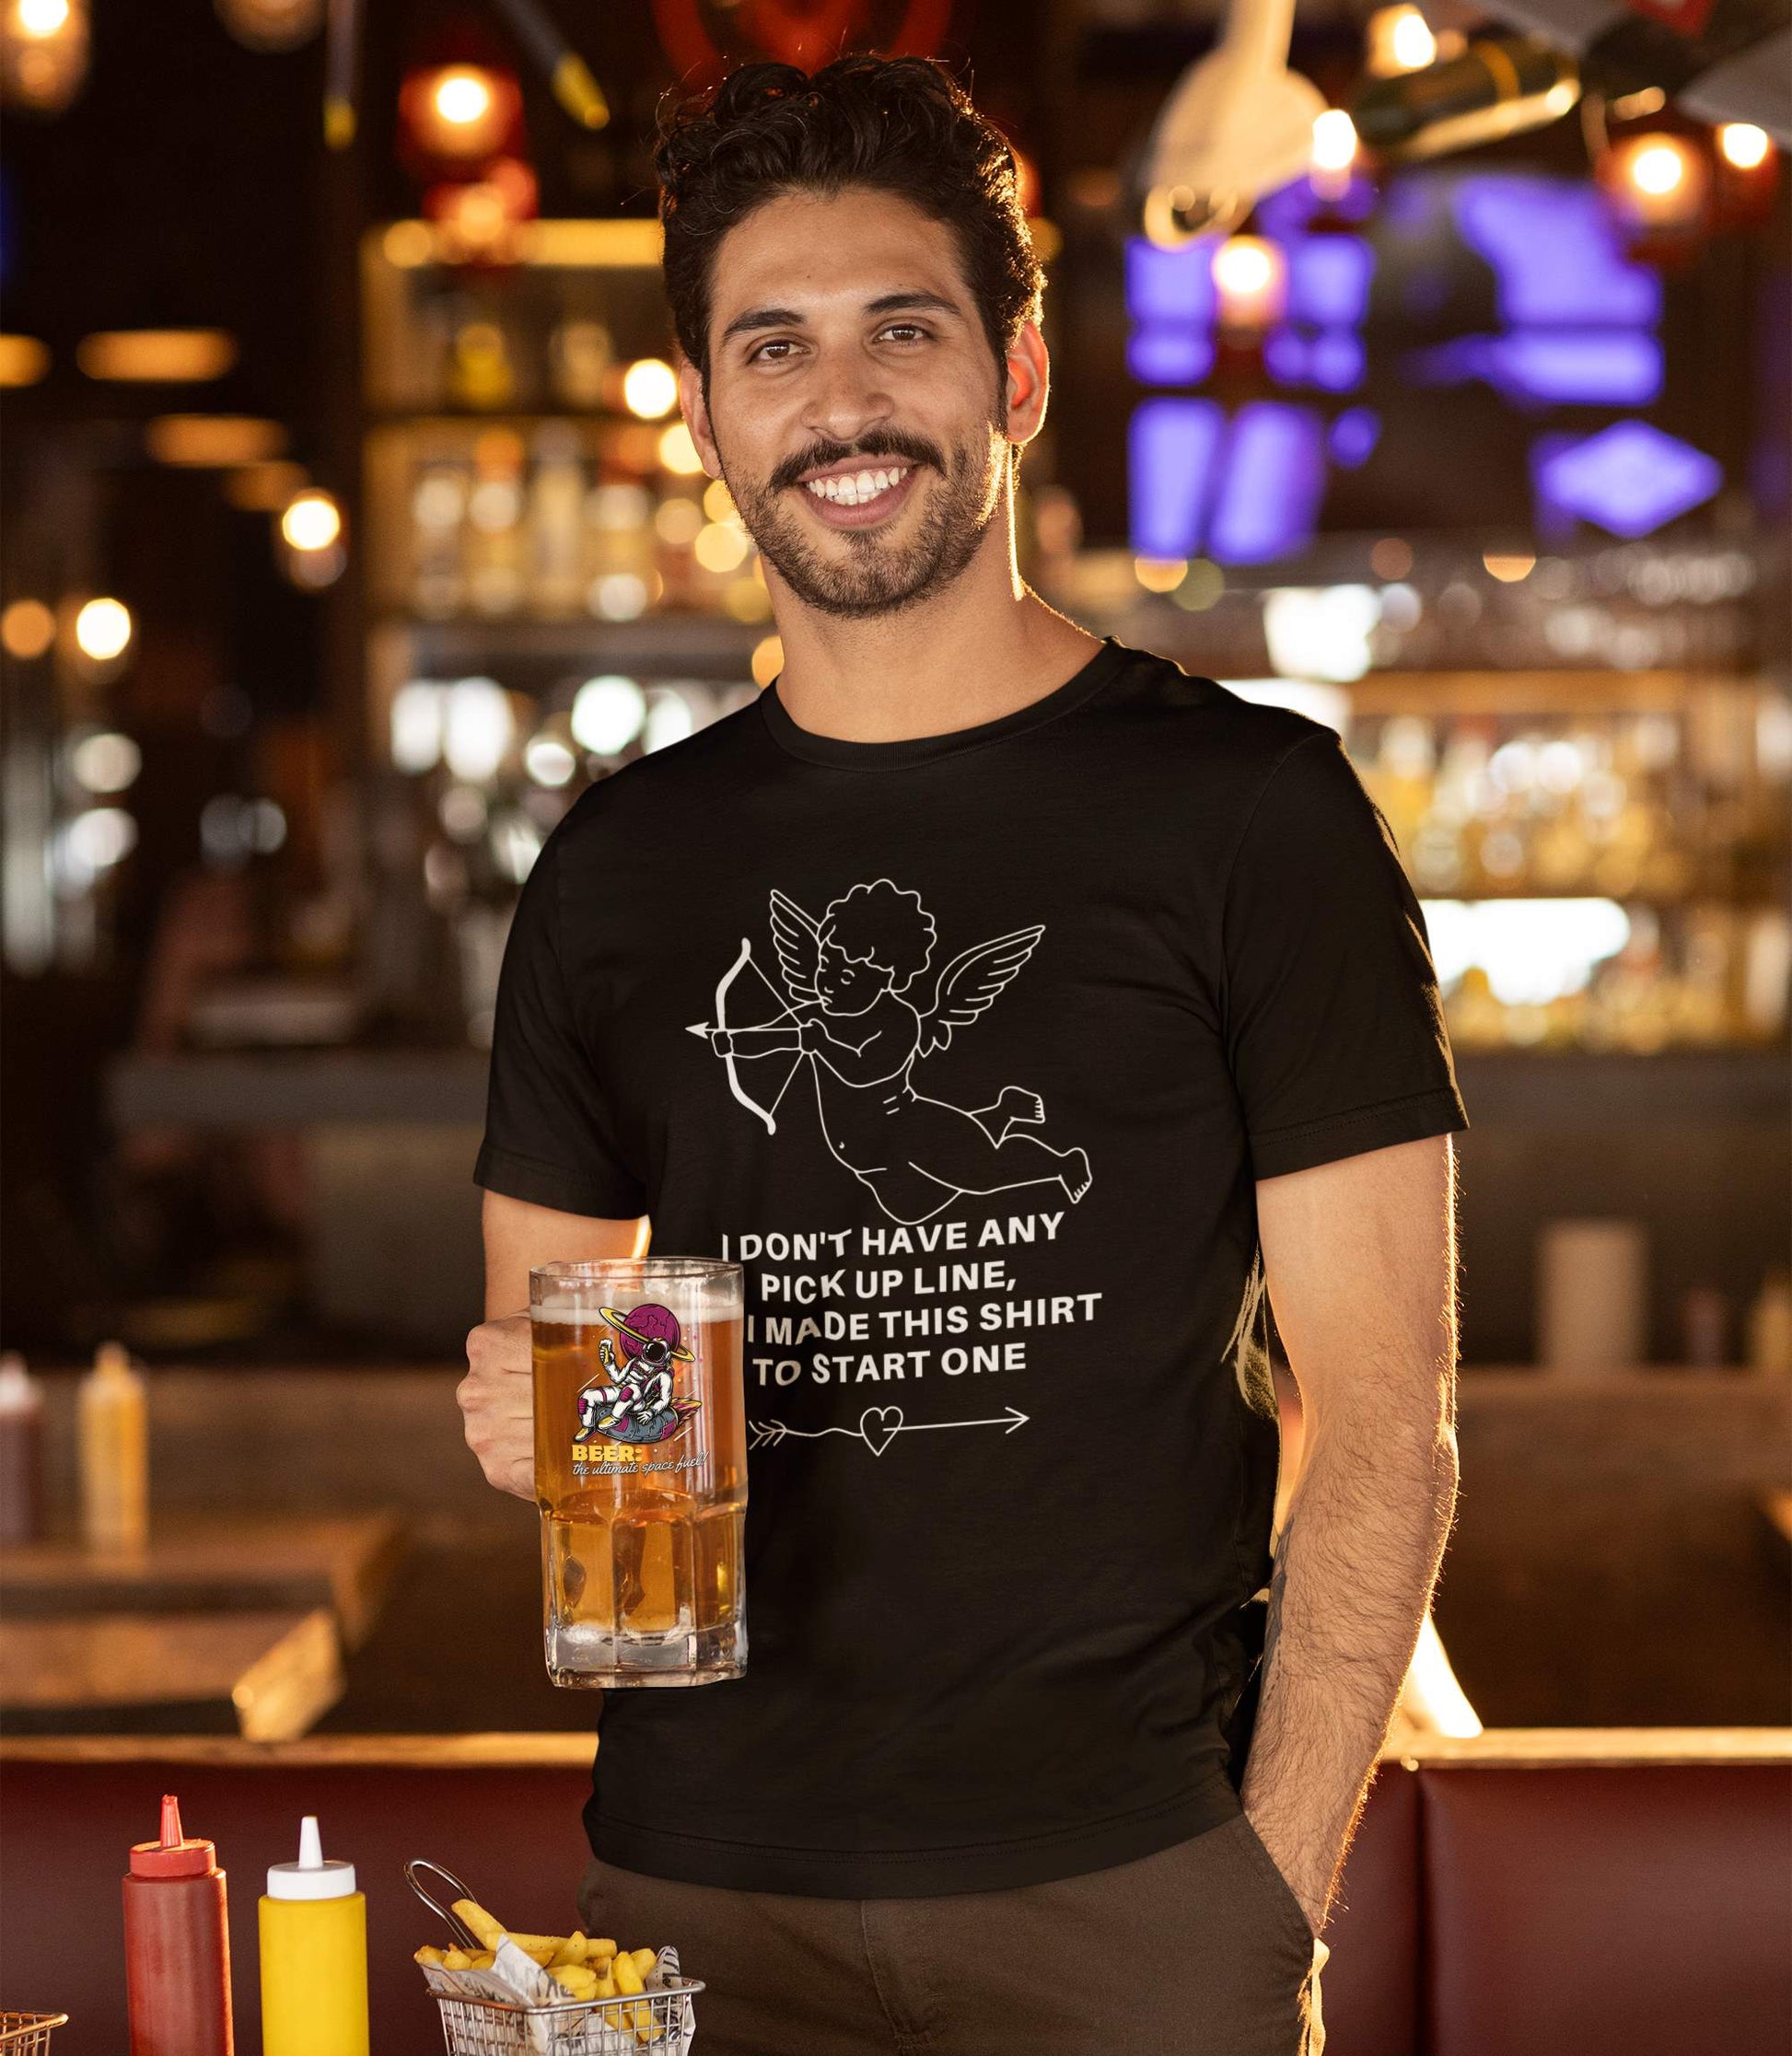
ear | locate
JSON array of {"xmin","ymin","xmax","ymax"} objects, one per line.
[
  {"xmin": 1003, "ymin": 319, "xmax": 1051, "ymax": 448},
  {"xmin": 677, "ymin": 354, "xmax": 723, "ymax": 479}
]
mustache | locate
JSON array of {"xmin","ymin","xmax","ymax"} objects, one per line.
[{"xmin": 769, "ymin": 431, "xmax": 945, "ymax": 494}]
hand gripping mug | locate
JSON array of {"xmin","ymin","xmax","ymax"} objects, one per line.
[{"xmin": 531, "ymin": 1258, "xmax": 747, "ymax": 1687}]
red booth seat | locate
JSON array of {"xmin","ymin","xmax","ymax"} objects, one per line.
[{"xmin": 0, "ymin": 1731, "xmax": 1786, "ymax": 2056}]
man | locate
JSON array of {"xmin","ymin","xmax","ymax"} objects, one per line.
[{"xmin": 460, "ymin": 53, "xmax": 1465, "ymax": 2056}]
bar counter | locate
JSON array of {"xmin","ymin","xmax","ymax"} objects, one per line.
[
  {"xmin": 2, "ymin": 1729, "xmax": 1786, "ymax": 2056},
  {"xmin": 16, "ymin": 1363, "xmax": 1789, "ymax": 1728},
  {"xmin": 104, "ymin": 1045, "xmax": 1792, "ymax": 1361}
]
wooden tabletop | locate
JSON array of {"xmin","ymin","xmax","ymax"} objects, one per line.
[
  {"xmin": 0, "ymin": 1510, "xmax": 405, "ymax": 1650},
  {"xmin": 0, "ymin": 1609, "xmax": 344, "ymax": 1742},
  {"xmin": 0, "ymin": 1726, "xmax": 1784, "ymax": 1770}
]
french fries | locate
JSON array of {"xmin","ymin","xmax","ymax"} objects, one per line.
[
  {"xmin": 451, "ymin": 1898, "xmax": 506, "ymax": 1953},
  {"xmin": 420, "ymin": 1891, "xmax": 673, "ymax": 2039}
]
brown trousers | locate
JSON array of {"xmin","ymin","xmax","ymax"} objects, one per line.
[{"xmin": 577, "ymin": 1813, "xmax": 1327, "ymax": 2056}]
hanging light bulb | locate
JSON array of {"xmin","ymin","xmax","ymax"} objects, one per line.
[
  {"xmin": 2, "ymin": 0, "xmax": 88, "ymax": 112},
  {"xmin": 425, "ymin": 157, "xmax": 539, "ymax": 263},
  {"xmin": 1601, "ymin": 132, "xmax": 1707, "ymax": 231},
  {"xmin": 214, "ymin": 0, "xmax": 322, "ymax": 52},
  {"xmin": 401, "ymin": 62, "xmax": 520, "ymax": 164}
]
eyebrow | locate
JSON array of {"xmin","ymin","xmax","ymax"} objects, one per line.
[{"xmin": 718, "ymin": 289, "xmax": 965, "ymax": 346}]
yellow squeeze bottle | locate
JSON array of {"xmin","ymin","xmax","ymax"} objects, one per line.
[
  {"xmin": 78, "ymin": 1341, "xmax": 147, "ymax": 1552},
  {"xmin": 260, "ymin": 1816, "xmax": 369, "ymax": 2056}
]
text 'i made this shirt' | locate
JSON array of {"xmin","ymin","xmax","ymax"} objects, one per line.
[{"xmin": 475, "ymin": 634, "xmax": 1468, "ymax": 1898}]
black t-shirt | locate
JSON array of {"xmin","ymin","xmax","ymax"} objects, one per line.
[{"xmin": 475, "ymin": 635, "xmax": 1467, "ymax": 1898}]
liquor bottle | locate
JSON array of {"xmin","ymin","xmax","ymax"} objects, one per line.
[
  {"xmin": 529, "ymin": 423, "xmax": 587, "ymax": 618},
  {"xmin": 79, "ymin": 1341, "xmax": 147, "ymax": 1553}
]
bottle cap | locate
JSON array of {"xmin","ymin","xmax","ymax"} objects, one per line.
[
  {"xmin": 266, "ymin": 1815, "xmax": 356, "ymax": 1899},
  {"xmin": 130, "ymin": 1794, "xmax": 219, "ymax": 1879}
]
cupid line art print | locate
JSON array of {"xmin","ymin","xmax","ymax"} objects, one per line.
[{"xmin": 687, "ymin": 878, "xmax": 1093, "ymax": 1225}]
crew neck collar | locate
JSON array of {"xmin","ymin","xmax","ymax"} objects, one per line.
[{"xmin": 758, "ymin": 636, "xmax": 1129, "ymax": 770}]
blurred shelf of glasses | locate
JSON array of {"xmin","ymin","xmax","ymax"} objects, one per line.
[
  {"xmin": 1046, "ymin": 532, "xmax": 1777, "ymax": 680},
  {"xmin": 1183, "ymin": 664, "xmax": 1790, "ymax": 1054},
  {"xmin": 363, "ymin": 218, "xmax": 668, "ymax": 416},
  {"xmin": 1344, "ymin": 674, "xmax": 1788, "ymax": 1052},
  {"xmin": 357, "ymin": 223, "xmax": 787, "ymax": 1048},
  {"xmin": 362, "ymin": 221, "xmax": 770, "ymax": 645}
]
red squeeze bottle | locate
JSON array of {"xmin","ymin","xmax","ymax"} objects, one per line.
[{"xmin": 122, "ymin": 1795, "xmax": 235, "ymax": 2055}]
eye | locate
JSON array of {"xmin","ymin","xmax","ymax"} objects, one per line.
[
  {"xmin": 747, "ymin": 337, "xmax": 801, "ymax": 364},
  {"xmin": 878, "ymin": 322, "xmax": 929, "ymax": 343}
]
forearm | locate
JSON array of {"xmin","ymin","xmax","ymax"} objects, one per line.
[{"xmin": 1240, "ymin": 1387, "xmax": 1459, "ymax": 1926}]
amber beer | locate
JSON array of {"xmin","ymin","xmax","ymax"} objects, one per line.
[{"xmin": 531, "ymin": 1259, "xmax": 747, "ymax": 1687}]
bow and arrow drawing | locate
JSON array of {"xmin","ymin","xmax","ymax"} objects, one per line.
[{"xmin": 687, "ymin": 879, "xmax": 1091, "ymax": 1225}]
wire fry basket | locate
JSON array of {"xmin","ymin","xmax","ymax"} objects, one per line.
[
  {"xmin": 406, "ymin": 1858, "xmax": 701, "ymax": 2056},
  {"xmin": 432, "ymin": 1985, "xmax": 699, "ymax": 2056},
  {"xmin": 0, "ymin": 2015, "xmax": 68, "ymax": 2055}
]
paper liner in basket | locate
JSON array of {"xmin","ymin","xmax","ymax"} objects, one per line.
[{"xmin": 421, "ymin": 1940, "xmax": 695, "ymax": 2055}]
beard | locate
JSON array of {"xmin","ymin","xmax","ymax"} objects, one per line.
[{"xmin": 721, "ymin": 420, "xmax": 1006, "ymax": 621}]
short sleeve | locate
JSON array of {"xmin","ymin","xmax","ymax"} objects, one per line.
[
  {"xmin": 473, "ymin": 836, "xmax": 648, "ymax": 1219},
  {"xmin": 1223, "ymin": 729, "xmax": 1468, "ymax": 1179}
]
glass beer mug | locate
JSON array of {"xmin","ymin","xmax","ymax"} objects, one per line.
[{"xmin": 531, "ymin": 1258, "xmax": 747, "ymax": 1687}]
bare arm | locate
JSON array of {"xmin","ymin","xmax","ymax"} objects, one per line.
[
  {"xmin": 458, "ymin": 1190, "xmax": 649, "ymax": 1498},
  {"xmin": 1241, "ymin": 1133, "xmax": 1460, "ymax": 1932}
]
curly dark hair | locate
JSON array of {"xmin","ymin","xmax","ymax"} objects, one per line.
[
  {"xmin": 653, "ymin": 55, "xmax": 1042, "ymax": 392},
  {"xmin": 821, "ymin": 879, "xmax": 937, "ymax": 992}
]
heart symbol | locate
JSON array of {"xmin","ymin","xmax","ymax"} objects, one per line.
[{"xmin": 859, "ymin": 1407, "xmax": 903, "ymax": 1457}]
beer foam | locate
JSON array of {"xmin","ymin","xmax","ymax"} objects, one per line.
[{"xmin": 533, "ymin": 1280, "xmax": 741, "ymax": 1323}]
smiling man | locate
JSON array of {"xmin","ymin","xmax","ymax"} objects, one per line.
[{"xmin": 459, "ymin": 55, "xmax": 1466, "ymax": 2056}]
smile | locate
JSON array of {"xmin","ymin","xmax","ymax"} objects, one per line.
[{"xmin": 802, "ymin": 465, "xmax": 912, "ymax": 508}]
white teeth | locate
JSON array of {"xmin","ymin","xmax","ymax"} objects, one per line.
[{"xmin": 803, "ymin": 466, "xmax": 910, "ymax": 508}]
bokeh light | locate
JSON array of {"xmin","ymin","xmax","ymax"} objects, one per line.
[
  {"xmin": 281, "ymin": 489, "xmax": 343, "ymax": 552},
  {"xmin": 74, "ymin": 597, "xmax": 133, "ymax": 662},
  {"xmin": 571, "ymin": 675, "xmax": 646, "ymax": 756},
  {"xmin": 623, "ymin": 358, "xmax": 678, "ymax": 420},
  {"xmin": 1, "ymin": 598, "xmax": 56, "ymax": 659},
  {"xmin": 69, "ymin": 730, "xmax": 142, "ymax": 793},
  {"xmin": 1716, "ymin": 123, "xmax": 1771, "ymax": 171},
  {"xmin": 657, "ymin": 423, "xmax": 704, "ymax": 474}
]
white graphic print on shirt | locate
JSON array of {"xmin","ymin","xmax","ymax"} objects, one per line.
[{"xmin": 687, "ymin": 877, "xmax": 1093, "ymax": 1226}]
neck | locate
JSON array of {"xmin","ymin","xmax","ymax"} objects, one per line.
[{"xmin": 764, "ymin": 481, "xmax": 1100, "ymax": 744}]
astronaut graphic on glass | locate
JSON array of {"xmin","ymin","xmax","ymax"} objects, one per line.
[
  {"xmin": 690, "ymin": 880, "xmax": 1092, "ymax": 1225},
  {"xmin": 575, "ymin": 1303, "xmax": 703, "ymax": 1446}
]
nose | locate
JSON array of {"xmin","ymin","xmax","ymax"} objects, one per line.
[{"xmin": 800, "ymin": 352, "xmax": 895, "ymax": 452}]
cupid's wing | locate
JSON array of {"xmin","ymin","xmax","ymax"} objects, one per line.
[
  {"xmin": 916, "ymin": 925, "xmax": 1044, "ymax": 1059},
  {"xmin": 768, "ymin": 889, "xmax": 823, "ymax": 1005}
]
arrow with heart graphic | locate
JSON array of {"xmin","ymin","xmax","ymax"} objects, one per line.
[{"xmin": 749, "ymin": 1405, "xmax": 1029, "ymax": 1458}]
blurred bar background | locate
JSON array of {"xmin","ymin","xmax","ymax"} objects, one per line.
[{"xmin": 0, "ymin": 0, "xmax": 1786, "ymax": 1745}]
